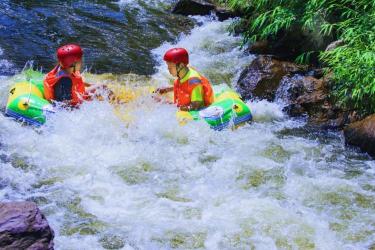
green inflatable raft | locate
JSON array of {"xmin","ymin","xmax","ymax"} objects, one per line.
[
  {"xmin": 5, "ymin": 73, "xmax": 55, "ymax": 126},
  {"xmin": 176, "ymin": 88, "xmax": 252, "ymax": 130}
]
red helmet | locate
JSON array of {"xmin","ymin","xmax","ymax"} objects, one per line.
[
  {"xmin": 57, "ymin": 44, "xmax": 83, "ymax": 69},
  {"xmin": 163, "ymin": 48, "xmax": 189, "ymax": 65}
]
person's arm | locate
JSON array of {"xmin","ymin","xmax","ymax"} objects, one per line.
[
  {"xmin": 54, "ymin": 77, "xmax": 72, "ymax": 103},
  {"xmin": 179, "ymin": 84, "xmax": 204, "ymax": 111},
  {"xmin": 179, "ymin": 101, "xmax": 204, "ymax": 111},
  {"xmin": 154, "ymin": 86, "xmax": 174, "ymax": 95}
]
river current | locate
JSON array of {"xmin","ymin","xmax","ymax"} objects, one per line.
[{"xmin": 0, "ymin": 1, "xmax": 374, "ymax": 249}]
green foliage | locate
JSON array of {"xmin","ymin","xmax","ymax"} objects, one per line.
[{"xmin": 221, "ymin": 0, "xmax": 375, "ymax": 114}]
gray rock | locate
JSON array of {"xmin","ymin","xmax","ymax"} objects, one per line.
[
  {"xmin": 236, "ymin": 55, "xmax": 307, "ymax": 101},
  {"xmin": 0, "ymin": 201, "xmax": 54, "ymax": 250},
  {"xmin": 276, "ymin": 74, "xmax": 359, "ymax": 129}
]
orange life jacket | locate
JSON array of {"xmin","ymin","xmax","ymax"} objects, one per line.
[
  {"xmin": 44, "ymin": 66, "xmax": 87, "ymax": 106},
  {"xmin": 173, "ymin": 68, "xmax": 214, "ymax": 107}
]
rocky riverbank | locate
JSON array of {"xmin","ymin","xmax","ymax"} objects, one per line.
[
  {"xmin": 0, "ymin": 202, "xmax": 54, "ymax": 249},
  {"xmin": 171, "ymin": 0, "xmax": 375, "ymax": 157}
]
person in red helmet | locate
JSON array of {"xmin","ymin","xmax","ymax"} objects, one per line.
[
  {"xmin": 156, "ymin": 48, "xmax": 214, "ymax": 111},
  {"xmin": 44, "ymin": 44, "xmax": 92, "ymax": 106}
]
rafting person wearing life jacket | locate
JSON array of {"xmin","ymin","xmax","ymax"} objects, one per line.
[
  {"xmin": 156, "ymin": 48, "xmax": 214, "ymax": 111},
  {"xmin": 44, "ymin": 44, "xmax": 96, "ymax": 107}
]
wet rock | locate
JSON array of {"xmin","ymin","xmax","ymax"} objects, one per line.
[
  {"xmin": 247, "ymin": 26, "xmax": 334, "ymax": 64},
  {"xmin": 276, "ymin": 74, "xmax": 359, "ymax": 129},
  {"xmin": 237, "ymin": 55, "xmax": 307, "ymax": 100},
  {"xmin": 276, "ymin": 75, "xmax": 328, "ymax": 109},
  {"xmin": 215, "ymin": 8, "xmax": 239, "ymax": 21},
  {"xmin": 0, "ymin": 201, "xmax": 54, "ymax": 250},
  {"xmin": 10, "ymin": 154, "xmax": 34, "ymax": 170},
  {"xmin": 344, "ymin": 114, "xmax": 375, "ymax": 157},
  {"xmin": 172, "ymin": 0, "xmax": 216, "ymax": 16},
  {"xmin": 99, "ymin": 234, "xmax": 125, "ymax": 249},
  {"xmin": 247, "ymin": 40, "xmax": 269, "ymax": 54}
]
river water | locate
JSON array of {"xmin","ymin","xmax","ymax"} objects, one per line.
[{"xmin": 0, "ymin": 1, "xmax": 375, "ymax": 250}]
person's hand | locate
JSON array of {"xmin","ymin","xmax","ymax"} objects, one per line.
[
  {"xmin": 154, "ymin": 86, "xmax": 173, "ymax": 95},
  {"xmin": 179, "ymin": 102, "xmax": 203, "ymax": 111},
  {"xmin": 179, "ymin": 105, "xmax": 190, "ymax": 111}
]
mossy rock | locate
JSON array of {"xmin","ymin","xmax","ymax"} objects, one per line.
[
  {"xmin": 32, "ymin": 176, "xmax": 63, "ymax": 188},
  {"xmin": 168, "ymin": 232, "xmax": 206, "ymax": 249},
  {"xmin": 59, "ymin": 196, "xmax": 107, "ymax": 236},
  {"xmin": 238, "ymin": 167, "xmax": 286, "ymax": 189},
  {"xmin": 26, "ymin": 196, "xmax": 49, "ymax": 205},
  {"xmin": 61, "ymin": 219, "xmax": 106, "ymax": 236},
  {"xmin": 321, "ymin": 192, "xmax": 352, "ymax": 207},
  {"xmin": 354, "ymin": 193, "xmax": 375, "ymax": 209},
  {"xmin": 99, "ymin": 234, "xmax": 125, "ymax": 249},
  {"xmin": 338, "ymin": 208, "xmax": 357, "ymax": 220},
  {"xmin": 329, "ymin": 222, "xmax": 347, "ymax": 232},
  {"xmin": 198, "ymin": 154, "xmax": 220, "ymax": 164},
  {"xmin": 294, "ymin": 237, "xmax": 315, "ymax": 250},
  {"xmin": 224, "ymin": 229, "xmax": 254, "ymax": 249},
  {"xmin": 276, "ymin": 238, "xmax": 292, "ymax": 250},
  {"xmin": 261, "ymin": 144, "xmax": 292, "ymax": 163},
  {"xmin": 157, "ymin": 189, "xmax": 192, "ymax": 203},
  {"xmin": 10, "ymin": 154, "xmax": 34, "ymax": 170},
  {"xmin": 113, "ymin": 161, "xmax": 154, "ymax": 185}
]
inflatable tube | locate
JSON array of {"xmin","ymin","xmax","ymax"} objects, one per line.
[
  {"xmin": 5, "ymin": 79, "xmax": 54, "ymax": 126},
  {"xmin": 176, "ymin": 89, "xmax": 252, "ymax": 130}
]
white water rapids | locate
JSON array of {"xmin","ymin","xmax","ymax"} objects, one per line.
[{"xmin": 0, "ymin": 14, "xmax": 375, "ymax": 250}]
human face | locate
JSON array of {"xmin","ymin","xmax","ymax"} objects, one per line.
[
  {"xmin": 74, "ymin": 60, "xmax": 82, "ymax": 72},
  {"xmin": 59, "ymin": 59, "xmax": 82, "ymax": 74},
  {"xmin": 167, "ymin": 62, "xmax": 177, "ymax": 77}
]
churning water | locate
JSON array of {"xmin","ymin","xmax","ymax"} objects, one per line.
[{"xmin": 0, "ymin": 4, "xmax": 375, "ymax": 250}]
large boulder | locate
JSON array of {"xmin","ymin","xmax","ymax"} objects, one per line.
[
  {"xmin": 247, "ymin": 40, "xmax": 269, "ymax": 54},
  {"xmin": 344, "ymin": 114, "xmax": 375, "ymax": 157},
  {"xmin": 247, "ymin": 26, "xmax": 335, "ymax": 64},
  {"xmin": 276, "ymin": 75, "xmax": 328, "ymax": 113},
  {"xmin": 236, "ymin": 55, "xmax": 307, "ymax": 101},
  {"xmin": 276, "ymin": 74, "xmax": 359, "ymax": 129},
  {"xmin": 0, "ymin": 201, "xmax": 54, "ymax": 250},
  {"xmin": 171, "ymin": 0, "xmax": 240, "ymax": 20},
  {"xmin": 172, "ymin": 0, "xmax": 216, "ymax": 16}
]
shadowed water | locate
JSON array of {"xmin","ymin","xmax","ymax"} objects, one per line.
[{"xmin": 0, "ymin": 0, "xmax": 193, "ymax": 75}]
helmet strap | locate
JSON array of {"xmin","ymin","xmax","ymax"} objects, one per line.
[{"xmin": 176, "ymin": 63, "xmax": 188, "ymax": 79}]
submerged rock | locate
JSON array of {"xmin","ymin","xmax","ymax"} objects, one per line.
[
  {"xmin": 0, "ymin": 201, "xmax": 54, "ymax": 250},
  {"xmin": 172, "ymin": 0, "xmax": 216, "ymax": 16},
  {"xmin": 237, "ymin": 55, "xmax": 307, "ymax": 100},
  {"xmin": 99, "ymin": 234, "xmax": 125, "ymax": 249},
  {"xmin": 344, "ymin": 114, "xmax": 375, "ymax": 157}
]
